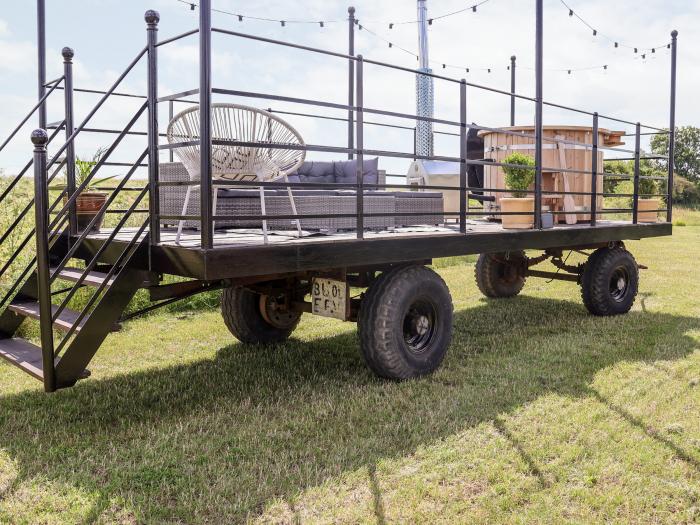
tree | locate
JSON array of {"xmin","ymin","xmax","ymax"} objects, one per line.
[{"xmin": 650, "ymin": 126, "xmax": 700, "ymax": 183}]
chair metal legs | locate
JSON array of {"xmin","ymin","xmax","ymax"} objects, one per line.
[
  {"xmin": 283, "ymin": 174, "xmax": 303, "ymax": 237},
  {"xmin": 175, "ymin": 184, "xmax": 193, "ymax": 244},
  {"xmin": 259, "ymin": 185, "xmax": 269, "ymax": 244}
]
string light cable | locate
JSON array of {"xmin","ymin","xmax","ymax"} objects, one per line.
[
  {"xmin": 559, "ymin": 0, "xmax": 670, "ymax": 56},
  {"xmin": 173, "ymin": 0, "xmax": 670, "ymax": 75}
]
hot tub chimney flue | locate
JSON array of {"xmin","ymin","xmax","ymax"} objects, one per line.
[{"xmin": 416, "ymin": 0, "xmax": 434, "ymax": 157}]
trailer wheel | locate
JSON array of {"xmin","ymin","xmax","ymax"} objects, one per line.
[
  {"xmin": 581, "ymin": 247, "xmax": 639, "ymax": 316},
  {"xmin": 475, "ymin": 252, "xmax": 527, "ymax": 298},
  {"xmin": 221, "ymin": 286, "xmax": 301, "ymax": 344},
  {"xmin": 358, "ymin": 265, "xmax": 453, "ymax": 380}
]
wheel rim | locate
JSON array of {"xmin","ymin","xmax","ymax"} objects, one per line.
[
  {"xmin": 494, "ymin": 255, "xmax": 522, "ymax": 285},
  {"xmin": 259, "ymin": 295, "xmax": 298, "ymax": 329},
  {"xmin": 609, "ymin": 266, "xmax": 630, "ymax": 302},
  {"xmin": 402, "ymin": 298, "xmax": 438, "ymax": 355}
]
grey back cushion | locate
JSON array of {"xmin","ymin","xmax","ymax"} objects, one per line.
[
  {"xmin": 334, "ymin": 158, "xmax": 379, "ymax": 186},
  {"xmin": 288, "ymin": 161, "xmax": 335, "ymax": 184},
  {"xmin": 287, "ymin": 158, "xmax": 380, "ymax": 186}
]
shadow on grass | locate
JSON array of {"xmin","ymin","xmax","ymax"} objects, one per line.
[{"xmin": 0, "ymin": 296, "xmax": 698, "ymax": 522}]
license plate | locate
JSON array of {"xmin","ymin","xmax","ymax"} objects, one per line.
[{"xmin": 312, "ymin": 278, "xmax": 348, "ymax": 320}]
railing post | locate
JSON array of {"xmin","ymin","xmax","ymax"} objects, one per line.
[
  {"xmin": 590, "ymin": 112, "xmax": 599, "ymax": 227},
  {"xmin": 355, "ymin": 55, "xmax": 364, "ymax": 239},
  {"xmin": 347, "ymin": 6, "xmax": 356, "ymax": 160},
  {"xmin": 633, "ymin": 122, "xmax": 641, "ymax": 224},
  {"xmin": 534, "ymin": 0, "xmax": 544, "ymax": 229},
  {"xmin": 199, "ymin": 0, "xmax": 213, "ymax": 249},
  {"xmin": 459, "ymin": 79, "xmax": 467, "ymax": 233},
  {"xmin": 146, "ymin": 10, "xmax": 161, "ymax": 246},
  {"xmin": 413, "ymin": 127, "xmax": 417, "ymax": 161},
  {"xmin": 667, "ymin": 30, "xmax": 678, "ymax": 224},
  {"xmin": 510, "ymin": 55, "xmax": 516, "ymax": 127},
  {"xmin": 31, "ymin": 129, "xmax": 56, "ymax": 393},
  {"xmin": 62, "ymin": 47, "xmax": 78, "ymax": 238},
  {"xmin": 37, "ymin": 0, "xmax": 47, "ymax": 129},
  {"xmin": 168, "ymin": 100, "xmax": 175, "ymax": 163}
]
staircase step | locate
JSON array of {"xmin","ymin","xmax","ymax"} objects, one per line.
[
  {"xmin": 8, "ymin": 301, "xmax": 86, "ymax": 333},
  {"xmin": 51, "ymin": 267, "xmax": 115, "ymax": 289},
  {"xmin": 0, "ymin": 337, "xmax": 44, "ymax": 380}
]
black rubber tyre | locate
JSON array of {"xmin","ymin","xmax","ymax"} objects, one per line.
[
  {"xmin": 475, "ymin": 251, "xmax": 527, "ymax": 298},
  {"xmin": 358, "ymin": 265, "xmax": 453, "ymax": 380},
  {"xmin": 581, "ymin": 247, "xmax": 639, "ymax": 316},
  {"xmin": 221, "ymin": 286, "xmax": 301, "ymax": 344}
]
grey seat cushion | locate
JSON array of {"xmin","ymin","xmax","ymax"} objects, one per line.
[
  {"xmin": 387, "ymin": 191, "xmax": 444, "ymax": 199},
  {"xmin": 218, "ymin": 189, "xmax": 342, "ymax": 198}
]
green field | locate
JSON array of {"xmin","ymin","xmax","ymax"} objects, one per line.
[{"xmin": 0, "ymin": 212, "xmax": 699, "ymax": 523}]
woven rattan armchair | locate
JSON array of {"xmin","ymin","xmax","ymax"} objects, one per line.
[{"xmin": 167, "ymin": 103, "xmax": 306, "ymax": 243}]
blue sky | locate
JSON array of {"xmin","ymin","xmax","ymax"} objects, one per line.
[{"xmin": 0, "ymin": 0, "xmax": 697, "ymax": 175}]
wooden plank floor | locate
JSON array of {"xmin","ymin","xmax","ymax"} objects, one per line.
[{"xmin": 87, "ymin": 220, "xmax": 633, "ymax": 250}]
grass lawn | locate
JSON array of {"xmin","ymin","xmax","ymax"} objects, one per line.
[{"xmin": 0, "ymin": 218, "xmax": 699, "ymax": 524}]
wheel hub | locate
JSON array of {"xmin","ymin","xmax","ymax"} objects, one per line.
[
  {"xmin": 403, "ymin": 299, "xmax": 437, "ymax": 354},
  {"xmin": 260, "ymin": 295, "xmax": 299, "ymax": 330},
  {"xmin": 609, "ymin": 266, "xmax": 630, "ymax": 302}
]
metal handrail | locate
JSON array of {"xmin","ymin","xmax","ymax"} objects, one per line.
[
  {"xmin": 0, "ymin": 214, "xmax": 69, "ymax": 311},
  {"xmin": 48, "ymin": 149, "xmax": 148, "ymax": 285},
  {"xmin": 0, "ymin": 124, "xmax": 65, "ymax": 207},
  {"xmin": 210, "ymin": 26, "xmax": 666, "ymax": 132},
  {"xmin": 0, "ymin": 158, "xmax": 67, "ymax": 247},
  {"xmin": 45, "ymin": 47, "xmax": 147, "ymax": 171},
  {"xmin": 48, "ymin": 104, "xmax": 147, "ymax": 231},
  {"xmin": 0, "ymin": 186, "xmax": 68, "ymax": 279},
  {"xmin": 53, "ymin": 217, "xmax": 149, "ymax": 357},
  {"xmin": 0, "ymin": 79, "xmax": 64, "ymax": 154},
  {"xmin": 51, "ymin": 186, "xmax": 148, "ymax": 324}
]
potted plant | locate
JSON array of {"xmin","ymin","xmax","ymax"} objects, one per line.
[
  {"xmin": 64, "ymin": 148, "xmax": 116, "ymax": 232},
  {"xmin": 501, "ymin": 152, "xmax": 536, "ymax": 229}
]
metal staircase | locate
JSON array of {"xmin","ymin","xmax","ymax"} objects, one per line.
[{"xmin": 0, "ymin": 44, "xmax": 158, "ymax": 392}]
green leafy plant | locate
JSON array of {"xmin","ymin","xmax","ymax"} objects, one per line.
[
  {"xmin": 502, "ymin": 153, "xmax": 536, "ymax": 198},
  {"xmin": 71, "ymin": 148, "xmax": 119, "ymax": 191},
  {"xmin": 75, "ymin": 148, "xmax": 104, "ymax": 189}
]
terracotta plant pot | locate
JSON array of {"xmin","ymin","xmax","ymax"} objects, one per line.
[
  {"xmin": 64, "ymin": 192, "xmax": 107, "ymax": 232},
  {"xmin": 501, "ymin": 197, "xmax": 535, "ymax": 229},
  {"xmin": 638, "ymin": 198, "xmax": 660, "ymax": 223}
]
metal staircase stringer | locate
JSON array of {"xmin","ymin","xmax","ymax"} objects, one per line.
[{"xmin": 54, "ymin": 241, "xmax": 152, "ymax": 389}]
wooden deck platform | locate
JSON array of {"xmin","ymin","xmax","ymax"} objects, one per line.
[{"xmin": 77, "ymin": 220, "xmax": 673, "ymax": 281}]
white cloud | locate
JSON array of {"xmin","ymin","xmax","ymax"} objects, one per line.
[{"xmin": 0, "ymin": 19, "xmax": 8, "ymax": 37}]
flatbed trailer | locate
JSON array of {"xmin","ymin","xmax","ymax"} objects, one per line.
[{"xmin": 0, "ymin": 2, "xmax": 679, "ymax": 392}]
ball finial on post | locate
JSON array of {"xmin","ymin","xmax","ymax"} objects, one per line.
[
  {"xmin": 348, "ymin": 6, "xmax": 355, "ymax": 15},
  {"xmin": 671, "ymin": 29, "xmax": 678, "ymax": 39},
  {"xmin": 31, "ymin": 129, "xmax": 48, "ymax": 147},
  {"xmin": 145, "ymin": 9, "xmax": 160, "ymax": 26},
  {"xmin": 62, "ymin": 47, "xmax": 74, "ymax": 62}
]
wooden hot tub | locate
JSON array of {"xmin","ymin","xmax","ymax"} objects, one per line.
[{"xmin": 479, "ymin": 126, "xmax": 625, "ymax": 222}]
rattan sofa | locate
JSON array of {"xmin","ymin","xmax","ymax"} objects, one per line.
[{"xmin": 159, "ymin": 160, "xmax": 444, "ymax": 232}]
